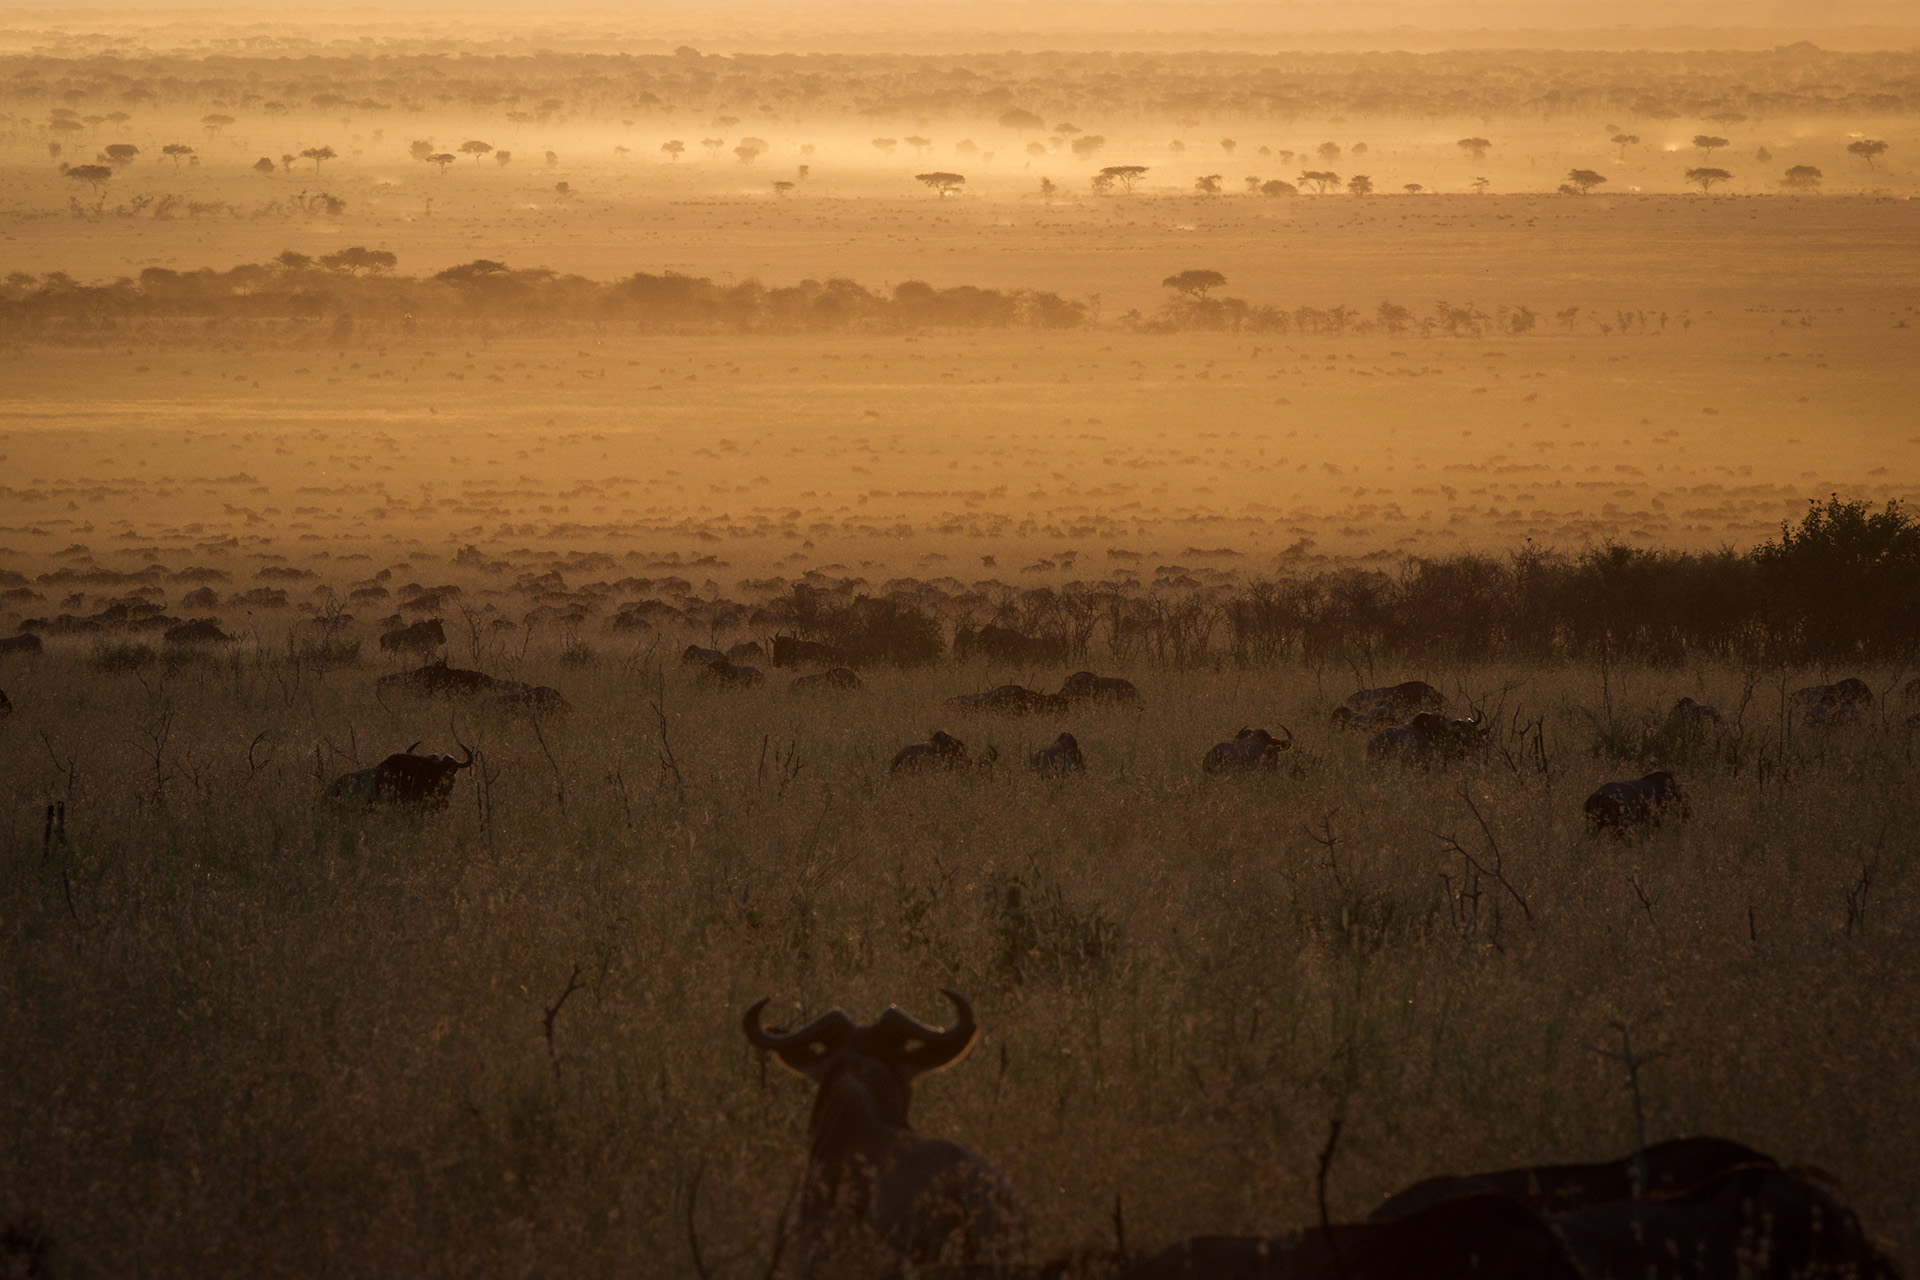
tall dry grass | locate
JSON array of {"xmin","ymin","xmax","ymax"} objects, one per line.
[{"xmin": 1, "ymin": 633, "xmax": 1914, "ymax": 1276}]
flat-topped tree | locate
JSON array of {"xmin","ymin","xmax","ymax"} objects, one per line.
[
  {"xmin": 1611, "ymin": 132, "xmax": 1639, "ymax": 159},
  {"xmin": 1347, "ymin": 173, "xmax": 1373, "ymax": 195},
  {"xmin": 915, "ymin": 171, "xmax": 965, "ymax": 197},
  {"xmin": 409, "ymin": 139, "xmax": 433, "ymax": 161},
  {"xmin": 102, "ymin": 143, "xmax": 138, "ymax": 165},
  {"xmin": 1567, "ymin": 168, "xmax": 1607, "ymax": 193},
  {"xmin": 1163, "ymin": 269, "xmax": 1226, "ymax": 299},
  {"xmin": 299, "ymin": 145, "xmax": 336, "ymax": 172},
  {"xmin": 65, "ymin": 162, "xmax": 111, "ymax": 194},
  {"xmin": 1093, "ymin": 163, "xmax": 1146, "ymax": 193},
  {"xmin": 1782, "ymin": 164, "xmax": 1822, "ymax": 190},
  {"xmin": 459, "ymin": 139, "xmax": 493, "ymax": 164},
  {"xmin": 905, "ymin": 135, "xmax": 931, "ymax": 157},
  {"xmin": 998, "ymin": 108, "xmax": 1043, "ymax": 132},
  {"xmin": 1458, "ymin": 136, "xmax": 1491, "ymax": 160},
  {"xmin": 661, "ymin": 139, "xmax": 684, "ymax": 161},
  {"xmin": 1194, "ymin": 173, "xmax": 1221, "ymax": 194},
  {"xmin": 162, "ymin": 143, "xmax": 194, "ymax": 167},
  {"xmin": 1298, "ymin": 169, "xmax": 1339, "ymax": 193},
  {"xmin": 1686, "ymin": 166, "xmax": 1731, "ymax": 193},
  {"xmin": 1847, "ymin": 138, "xmax": 1888, "ymax": 169},
  {"xmin": 200, "ymin": 114, "xmax": 234, "ymax": 137},
  {"xmin": 1692, "ymin": 135, "xmax": 1729, "ymax": 160}
]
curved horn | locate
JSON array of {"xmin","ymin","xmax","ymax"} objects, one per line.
[
  {"xmin": 742, "ymin": 998, "xmax": 856, "ymax": 1076},
  {"xmin": 1274, "ymin": 724, "xmax": 1294, "ymax": 749},
  {"xmin": 405, "ymin": 740, "xmax": 423, "ymax": 755},
  {"xmin": 452, "ymin": 738, "xmax": 474, "ymax": 769},
  {"xmin": 873, "ymin": 989, "xmax": 978, "ymax": 1075}
]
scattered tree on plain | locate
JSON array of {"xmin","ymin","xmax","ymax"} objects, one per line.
[
  {"xmin": 1093, "ymin": 164, "xmax": 1147, "ymax": 193},
  {"xmin": 1611, "ymin": 132, "xmax": 1640, "ymax": 159},
  {"xmin": 428, "ymin": 152, "xmax": 455, "ymax": 172},
  {"xmin": 319, "ymin": 246, "xmax": 397, "ymax": 275},
  {"xmin": 1070, "ymin": 135, "xmax": 1107, "ymax": 159},
  {"xmin": 1347, "ymin": 173, "xmax": 1373, "ymax": 195},
  {"xmin": 65, "ymin": 163, "xmax": 111, "ymax": 194},
  {"xmin": 1470, "ymin": 175, "xmax": 1490, "ymax": 193},
  {"xmin": 410, "ymin": 139, "xmax": 434, "ymax": 161},
  {"xmin": 1298, "ymin": 169, "xmax": 1339, "ymax": 193},
  {"xmin": 1458, "ymin": 137, "xmax": 1491, "ymax": 160},
  {"xmin": 872, "ymin": 137, "xmax": 898, "ymax": 154},
  {"xmin": 1194, "ymin": 174, "xmax": 1222, "ymax": 194},
  {"xmin": 772, "ymin": 180, "xmax": 794, "ymax": 196},
  {"xmin": 252, "ymin": 156, "xmax": 275, "ymax": 174},
  {"xmin": 702, "ymin": 137, "xmax": 725, "ymax": 157},
  {"xmin": 1162, "ymin": 269, "xmax": 1226, "ymax": 298},
  {"xmin": 1782, "ymin": 164, "xmax": 1822, "ymax": 190},
  {"xmin": 1316, "ymin": 141, "xmax": 1341, "ymax": 162},
  {"xmin": 1260, "ymin": 179, "xmax": 1297, "ymax": 196},
  {"xmin": 300, "ymin": 145, "xmax": 336, "ymax": 172},
  {"xmin": 1755, "ymin": 146, "xmax": 1772, "ymax": 162},
  {"xmin": 495, "ymin": 150, "xmax": 511, "ymax": 166},
  {"xmin": 1686, "ymin": 166, "xmax": 1732, "ymax": 192},
  {"xmin": 102, "ymin": 143, "xmax": 138, "ymax": 165},
  {"xmin": 163, "ymin": 143, "xmax": 195, "ymax": 167},
  {"xmin": 1403, "ymin": 182, "xmax": 1423, "ymax": 193},
  {"xmin": 734, "ymin": 138, "xmax": 768, "ymax": 164},
  {"xmin": 1038, "ymin": 176, "xmax": 1057, "ymax": 195},
  {"xmin": 905, "ymin": 135, "xmax": 931, "ymax": 157},
  {"xmin": 1566, "ymin": 168, "xmax": 1606, "ymax": 193},
  {"xmin": 1692, "ymin": 134, "xmax": 1729, "ymax": 159},
  {"xmin": 915, "ymin": 171, "xmax": 965, "ymax": 196},
  {"xmin": 1847, "ymin": 138, "xmax": 1888, "ymax": 169},
  {"xmin": 661, "ymin": 140, "xmax": 685, "ymax": 161},
  {"xmin": 459, "ymin": 140, "xmax": 493, "ymax": 163},
  {"xmin": 1220, "ymin": 138, "xmax": 1236, "ymax": 153},
  {"xmin": 998, "ymin": 108, "xmax": 1044, "ymax": 132},
  {"xmin": 200, "ymin": 113, "xmax": 234, "ymax": 137}
]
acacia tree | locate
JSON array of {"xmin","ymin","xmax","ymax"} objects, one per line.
[
  {"xmin": 1692, "ymin": 135, "xmax": 1729, "ymax": 160},
  {"xmin": 1611, "ymin": 132, "xmax": 1640, "ymax": 159},
  {"xmin": 1094, "ymin": 164, "xmax": 1147, "ymax": 193},
  {"xmin": 1458, "ymin": 137, "xmax": 1491, "ymax": 160},
  {"xmin": 914, "ymin": 171, "xmax": 965, "ymax": 196},
  {"xmin": 65, "ymin": 163, "xmax": 111, "ymax": 198},
  {"xmin": 1847, "ymin": 139, "xmax": 1888, "ymax": 169},
  {"xmin": 998, "ymin": 108, "xmax": 1043, "ymax": 132},
  {"xmin": 904, "ymin": 135, "xmax": 932, "ymax": 157},
  {"xmin": 734, "ymin": 138, "xmax": 768, "ymax": 164},
  {"xmin": 319, "ymin": 246, "xmax": 397, "ymax": 275},
  {"xmin": 410, "ymin": 139, "xmax": 434, "ymax": 161},
  {"xmin": 200, "ymin": 113, "xmax": 234, "ymax": 138},
  {"xmin": 102, "ymin": 143, "xmax": 139, "ymax": 165},
  {"xmin": 1070, "ymin": 135, "xmax": 1107, "ymax": 160},
  {"xmin": 1163, "ymin": 269, "xmax": 1227, "ymax": 299},
  {"xmin": 1298, "ymin": 169, "xmax": 1339, "ymax": 193},
  {"xmin": 253, "ymin": 156, "xmax": 275, "ymax": 174},
  {"xmin": 1782, "ymin": 164, "xmax": 1822, "ymax": 190},
  {"xmin": 1261, "ymin": 179, "xmax": 1297, "ymax": 196},
  {"xmin": 163, "ymin": 143, "xmax": 195, "ymax": 167},
  {"xmin": 1195, "ymin": 174, "xmax": 1222, "ymax": 194},
  {"xmin": 1347, "ymin": 173, "xmax": 1373, "ymax": 195},
  {"xmin": 871, "ymin": 137, "xmax": 898, "ymax": 154},
  {"xmin": 1686, "ymin": 167, "xmax": 1731, "ymax": 193},
  {"xmin": 300, "ymin": 145, "xmax": 336, "ymax": 173},
  {"xmin": 428, "ymin": 152, "xmax": 455, "ymax": 173},
  {"xmin": 459, "ymin": 140, "xmax": 494, "ymax": 164},
  {"xmin": 1566, "ymin": 168, "xmax": 1607, "ymax": 193},
  {"xmin": 661, "ymin": 139, "xmax": 685, "ymax": 161}
]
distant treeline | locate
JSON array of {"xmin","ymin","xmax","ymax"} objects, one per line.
[{"xmin": 0, "ymin": 255, "xmax": 1090, "ymax": 338}]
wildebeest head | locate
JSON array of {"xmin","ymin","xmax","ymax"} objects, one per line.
[
  {"xmin": 1367, "ymin": 710, "xmax": 1485, "ymax": 768},
  {"xmin": 1030, "ymin": 732, "xmax": 1085, "ymax": 774},
  {"xmin": 1058, "ymin": 671, "xmax": 1142, "ymax": 705},
  {"xmin": 743, "ymin": 990, "xmax": 1024, "ymax": 1272},
  {"xmin": 1203, "ymin": 726, "xmax": 1294, "ymax": 773},
  {"xmin": 891, "ymin": 730, "xmax": 972, "ymax": 772},
  {"xmin": 1584, "ymin": 770, "xmax": 1687, "ymax": 833},
  {"xmin": 329, "ymin": 739, "xmax": 474, "ymax": 810}
]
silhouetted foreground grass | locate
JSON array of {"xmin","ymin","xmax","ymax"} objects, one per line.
[{"xmin": 2, "ymin": 553, "xmax": 1916, "ymax": 1275}]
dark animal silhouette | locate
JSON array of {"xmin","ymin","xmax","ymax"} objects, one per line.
[
  {"xmin": 492, "ymin": 682, "xmax": 570, "ymax": 715},
  {"xmin": 682, "ymin": 644, "xmax": 727, "ymax": 667},
  {"xmin": 0, "ymin": 689, "xmax": 11, "ymax": 718},
  {"xmin": 328, "ymin": 741, "xmax": 473, "ymax": 809},
  {"xmin": 953, "ymin": 623, "xmax": 1064, "ymax": 665},
  {"xmin": 164, "ymin": 618, "xmax": 233, "ymax": 645},
  {"xmin": 1029, "ymin": 732, "xmax": 1085, "ymax": 774},
  {"xmin": 0, "ymin": 634, "xmax": 44, "ymax": 656},
  {"xmin": 377, "ymin": 658, "xmax": 500, "ymax": 698},
  {"xmin": 1668, "ymin": 695, "xmax": 1722, "ymax": 727},
  {"xmin": 699, "ymin": 658, "xmax": 765, "ymax": 688},
  {"xmin": 379, "ymin": 617, "xmax": 446, "ymax": 655},
  {"xmin": 1791, "ymin": 676, "xmax": 1871, "ymax": 710},
  {"xmin": 890, "ymin": 730, "xmax": 974, "ymax": 773},
  {"xmin": 774, "ymin": 635, "xmax": 851, "ymax": 668},
  {"xmin": 727, "ymin": 640, "xmax": 765, "ymax": 663},
  {"xmin": 1584, "ymin": 770, "xmax": 1687, "ymax": 831},
  {"xmin": 1058, "ymin": 671, "xmax": 1141, "ymax": 706},
  {"xmin": 792, "ymin": 667, "xmax": 863, "ymax": 693},
  {"xmin": 1203, "ymin": 727, "xmax": 1293, "ymax": 773},
  {"xmin": 947, "ymin": 684, "xmax": 1070, "ymax": 715},
  {"xmin": 742, "ymin": 990, "xmax": 1025, "ymax": 1276},
  {"xmin": 1371, "ymin": 1135, "xmax": 1775, "ymax": 1220},
  {"xmin": 1331, "ymin": 680, "xmax": 1447, "ymax": 730},
  {"xmin": 1367, "ymin": 711, "xmax": 1486, "ymax": 767},
  {"xmin": 1119, "ymin": 1193, "xmax": 1579, "ymax": 1280}
]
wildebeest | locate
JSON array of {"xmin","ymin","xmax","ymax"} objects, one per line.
[
  {"xmin": 1332, "ymin": 680, "xmax": 1448, "ymax": 731},
  {"xmin": 698, "ymin": 658, "xmax": 765, "ymax": 688},
  {"xmin": 377, "ymin": 658, "xmax": 501, "ymax": 698},
  {"xmin": 1029, "ymin": 732, "xmax": 1084, "ymax": 774},
  {"xmin": 1584, "ymin": 770, "xmax": 1687, "ymax": 832},
  {"xmin": 791, "ymin": 667, "xmax": 863, "ymax": 693},
  {"xmin": 1794, "ymin": 676, "xmax": 1874, "ymax": 726},
  {"xmin": 379, "ymin": 617, "xmax": 446, "ymax": 655},
  {"xmin": 726, "ymin": 640, "xmax": 764, "ymax": 663},
  {"xmin": 681, "ymin": 644, "xmax": 727, "ymax": 667},
  {"xmin": 1058, "ymin": 670, "xmax": 1142, "ymax": 706},
  {"xmin": 164, "ymin": 618, "xmax": 233, "ymax": 645},
  {"xmin": 953, "ymin": 623, "xmax": 1064, "ymax": 665},
  {"xmin": 1119, "ymin": 1193, "xmax": 1579, "ymax": 1280},
  {"xmin": 1667, "ymin": 695, "xmax": 1722, "ymax": 727},
  {"xmin": 0, "ymin": 634, "xmax": 43, "ymax": 656},
  {"xmin": 773, "ymin": 634, "xmax": 851, "ymax": 668},
  {"xmin": 946, "ymin": 684, "xmax": 1070, "ymax": 715},
  {"xmin": 328, "ymin": 741, "xmax": 473, "ymax": 809},
  {"xmin": 1202, "ymin": 727, "xmax": 1293, "ymax": 774},
  {"xmin": 491, "ymin": 682, "xmax": 571, "ymax": 715},
  {"xmin": 890, "ymin": 730, "xmax": 974, "ymax": 773},
  {"xmin": 1366, "ymin": 711, "xmax": 1486, "ymax": 768},
  {"xmin": 742, "ymin": 990, "xmax": 1025, "ymax": 1276}
]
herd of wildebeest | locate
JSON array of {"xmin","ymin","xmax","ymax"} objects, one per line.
[{"xmin": 1, "ymin": 617, "xmax": 1909, "ymax": 1276}]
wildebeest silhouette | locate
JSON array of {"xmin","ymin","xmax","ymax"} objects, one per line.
[
  {"xmin": 0, "ymin": 634, "xmax": 44, "ymax": 656},
  {"xmin": 890, "ymin": 730, "xmax": 978, "ymax": 773},
  {"xmin": 1367, "ymin": 711, "xmax": 1486, "ymax": 767},
  {"xmin": 1584, "ymin": 770, "xmax": 1687, "ymax": 832},
  {"xmin": 379, "ymin": 617, "xmax": 445, "ymax": 655},
  {"xmin": 698, "ymin": 658, "xmax": 765, "ymax": 688},
  {"xmin": 1791, "ymin": 676, "xmax": 1871, "ymax": 710},
  {"xmin": 1332, "ymin": 680, "xmax": 1448, "ymax": 731},
  {"xmin": 1058, "ymin": 671, "xmax": 1142, "ymax": 706},
  {"xmin": 1203, "ymin": 727, "xmax": 1293, "ymax": 773},
  {"xmin": 682, "ymin": 644, "xmax": 727, "ymax": 667},
  {"xmin": 791, "ymin": 667, "xmax": 863, "ymax": 693},
  {"xmin": 773, "ymin": 634, "xmax": 851, "ymax": 668},
  {"xmin": 164, "ymin": 618, "xmax": 234, "ymax": 645},
  {"xmin": 1667, "ymin": 695, "xmax": 1722, "ymax": 728},
  {"xmin": 742, "ymin": 990, "xmax": 1026, "ymax": 1277},
  {"xmin": 1029, "ymin": 732, "xmax": 1084, "ymax": 774},
  {"xmin": 726, "ymin": 640, "xmax": 765, "ymax": 664},
  {"xmin": 947, "ymin": 684, "xmax": 1070, "ymax": 715},
  {"xmin": 328, "ymin": 741, "xmax": 473, "ymax": 810},
  {"xmin": 377, "ymin": 658, "xmax": 500, "ymax": 698}
]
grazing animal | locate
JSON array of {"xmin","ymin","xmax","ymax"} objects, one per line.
[
  {"xmin": 742, "ymin": 991, "xmax": 1026, "ymax": 1276},
  {"xmin": 1203, "ymin": 727, "xmax": 1293, "ymax": 774},
  {"xmin": 1371, "ymin": 1135, "xmax": 1775, "ymax": 1221},
  {"xmin": 946, "ymin": 684, "xmax": 1070, "ymax": 715},
  {"xmin": 377, "ymin": 658, "xmax": 500, "ymax": 698},
  {"xmin": 0, "ymin": 634, "xmax": 43, "ymax": 656},
  {"xmin": 1791, "ymin": 677, "xmax": 1872, "ymax": 711},
  {"xmin": 1332, "ymin": 680, "xmax": 1448, "ymax": 731},
  {"xmin": 890, "ymin": 730, "xmax": 973, "ymax": 773},
  {"xmin": 1058, "ymin": 671, "xmax": 1141, "ymax": 706},
  {"xmin": 328, "ymin": 741, "xmax": 473, "ymax": 809},
  {"xmin": 492, "ymin": 682, "xmax": 571, "ymax": 715},
  {"xmin": 164, "ymin": 618, "xmax": 233, "ymax": 645},
  {"xmin": 699, "ymin": 658, "xmax": 765, "ymax": 688},
  {"xmin": 378, "ymin": 617, "xmax": 446, "ymax": 655},
  {"xmin": 1120, "ymin": 1193, "xmax": 1579, "ymax": 1280},
  {"xmin": 1668, "ymin": 695, "xmax": 1722, "ymax": 727},
  {"xmin": 1367, "ymin": 711, "xmax": 1486, "ymax": 767},
  {"xmin": 773, "ymin": 634, "xmax": 851, "ymax": 668},
  {"xmin": 1029, "ymin": 732, "xmax": 1085, "ymax": 774},
  {"xmin": 682, "ymin": 644, "xmax": 727, "ymax": 667},
  {"xmin": 1584, "ymin": 770, "xmax": 1687, "ymax": 832},
  {"xmin": 726, "ymin": 640, "xmax": 765, "ymax": 663},
  {"xmin": 953, "ymin": 623, "xmax": 1065, "ymax": 665},
  {"xmin": 791, "ymin": 667, "xmax": 863, "ymax": 693}
]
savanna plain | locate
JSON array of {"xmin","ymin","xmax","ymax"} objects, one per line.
[{"xmin": 1, "ymin": 11, "xmax": 1918, "ymax": 1276}]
